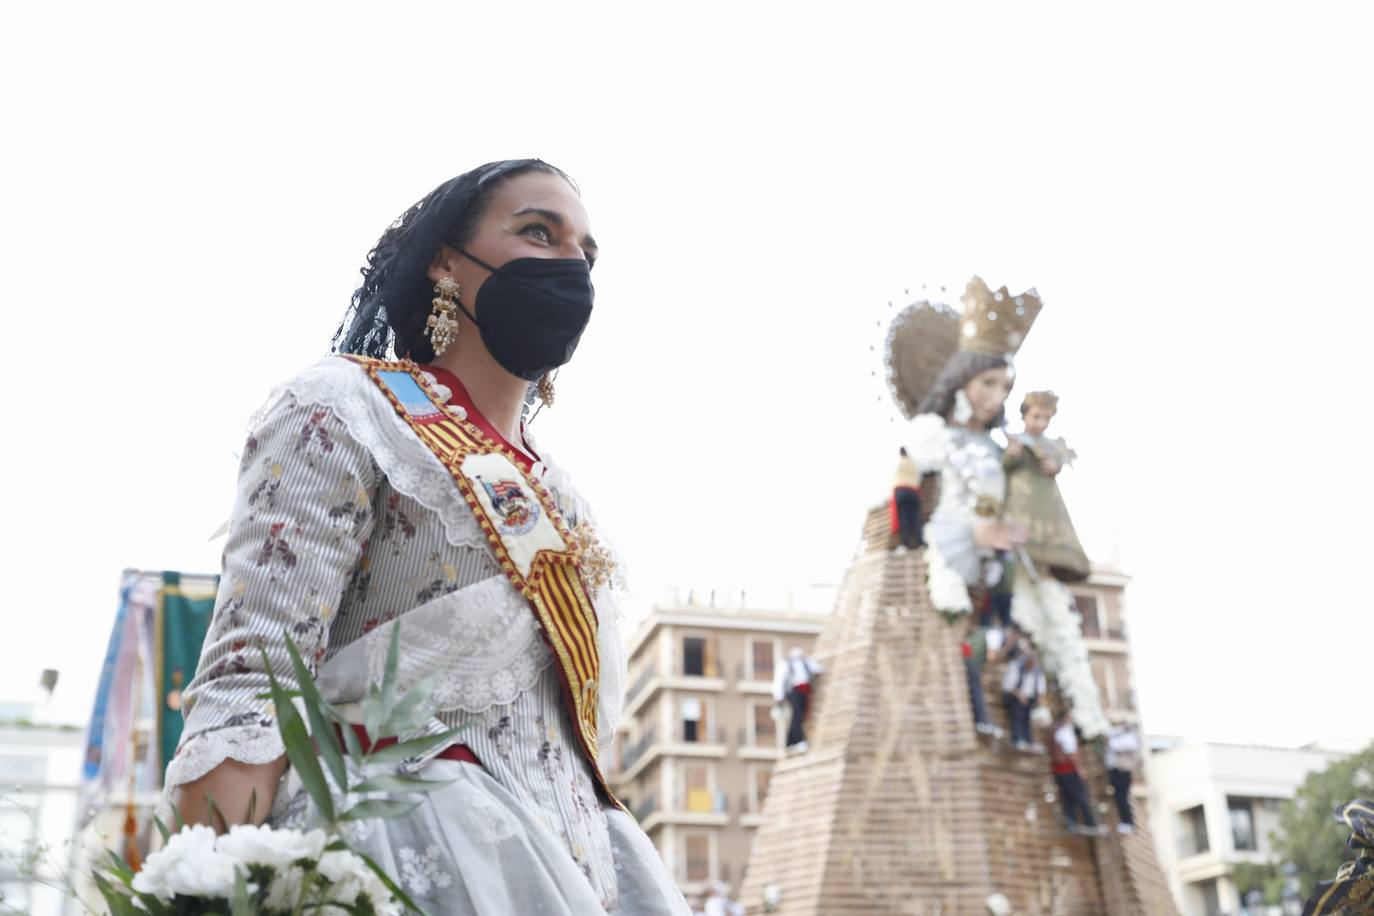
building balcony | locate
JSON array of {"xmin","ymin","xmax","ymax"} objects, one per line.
[
  {"xmin": 735, "ymin": 727, "xmax": 783, "ymax": 760},
  {"xmin": 733, "ymin": 662, "xmax": 776, "ymax": 695},
  {"xmin": 622, "ymin": 669, "xmax": 728, "ymax": 720},
  {"xmin": 615, "ymin": 726, "xmax": 731, "ymax": 784},
  {"xmin": 640, "ymin": 791, "xmax": 731, "ymax": 833}
]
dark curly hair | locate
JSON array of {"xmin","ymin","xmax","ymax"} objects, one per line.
[
  {"xmin": 916, "ymin": 350, "xmax": 1012, "ymax": 429},
  {"xmin": 332, "ymin": 159, "xmax": 576, "ymax": 361}
]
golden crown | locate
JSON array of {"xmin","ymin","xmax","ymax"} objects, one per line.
[
  {"xmin": 1022, "ymin": 390, "xmax": 1060, "ymax": 413},
  {"xmin": 958, "ymin": 276, "xmax": 1042, "ymax": 358}
]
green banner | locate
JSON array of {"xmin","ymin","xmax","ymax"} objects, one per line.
[{"xmin": 157, "ymin": 571, "xmax": 217, "ymax": 774}]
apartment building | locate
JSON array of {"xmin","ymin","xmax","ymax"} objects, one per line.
[{"xmin": 607, "ymin": 598, "xmax": 825, "ymax": 898}]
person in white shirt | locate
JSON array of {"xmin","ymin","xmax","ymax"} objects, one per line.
[
  {"xmin": 1104, "ymin": 721, "xmax": 1142, "ymax": 833},
  {"xmin": 1050, "ymin": 711, "xmax": 1105, "ymax": 835},
  {"xmin": 773, "ymin": 647, "xmax": 822, "ymax": 752},
  {"xmin": 1001, "ymin": 650, "xmax": 1045, "ymax": 751}
]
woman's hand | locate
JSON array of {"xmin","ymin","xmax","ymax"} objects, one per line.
[
  {"xmin": 1040, "ymin": 458, "xmax": 1061, "ymax": 476},
  {"xmin": 171, "ymin": 756, "xmax": 288, "ymax": 831},
  {"xmin": 973, "ymin": 519, "xmax": 1028, "ymax": 551}
]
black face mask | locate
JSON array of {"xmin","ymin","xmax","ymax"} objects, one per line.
[{"xmin": 452, "ymin": 250, "xmax": 594, "ymax": 381}]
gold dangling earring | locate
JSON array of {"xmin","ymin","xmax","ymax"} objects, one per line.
[
  {"xmin": 537, "ymin": 372, "xmax": 556, "ymax": 408},
  {"xmin": 426, "ymin": 277, "xmax": 461, "ymax": 356}
]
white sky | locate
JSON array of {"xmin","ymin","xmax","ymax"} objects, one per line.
[{"xmin": 2, "ymin": 2, "xmax": 1370, "ymax": 747}]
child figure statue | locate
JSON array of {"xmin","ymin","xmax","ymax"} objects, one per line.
[{"xmin": 1003, "ymin": 391, "xmax": 1090, "ymax": 583}]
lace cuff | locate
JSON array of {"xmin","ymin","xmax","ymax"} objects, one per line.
[{"xmin": 163, "ymin": 722, "xmax": 286, "ymax": 789}]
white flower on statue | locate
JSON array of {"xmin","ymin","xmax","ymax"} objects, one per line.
[
  {"xmin": 1011, "ymin": 576, "xmax": 1111, "ymax": 738},
  {"xmin": 924, "ymin": 539, "xmax": 973, "ymax": 614},
  {"xmin": 216, "ymin": 823, "xmax": 328, "ymax": 869},
  {"xmin": 906, "ymin": 413, "xmax": 953, "ymax": 473},
  {"xmin": 131, "ymin": 824, "xmax": 239, "ymax": 902}
]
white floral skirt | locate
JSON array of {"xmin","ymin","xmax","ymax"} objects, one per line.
[{"xmin": 271, "ymin": 759, "xmax": 688, "ymax": 915}]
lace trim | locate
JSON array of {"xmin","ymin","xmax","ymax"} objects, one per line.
[
  {"xmin": 163, "ymin": 724, "xmax": 286, "ymax": 789},
  {"xmin": 318, "ymin": 576, "xmax": 554, "ymax": 715},
  {"xmin": 254, "ymin": 357, "xmax": 488, "ymax": 553}
]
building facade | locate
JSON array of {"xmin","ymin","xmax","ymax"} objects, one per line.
[
  {"xmin": 607, "ymin": 600, "xmax": 825, "ymax": 899},
  {"xmin": 1146, "ymin": 740, "xmax": 1352, "ymax": 915},
  {"xmin": 0, "ymin": 714, "xmax": 85, "ymax": 916}
]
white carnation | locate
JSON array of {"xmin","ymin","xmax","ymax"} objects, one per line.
[
  {"xmin": 925, "ymin": 539, "xmax": 972, "ymax": 614},
  {"xmin": 263, "ymin": 864, "xmax": 308, "ymax": 912},
  {"xmin": 317, "ymin": 849, "xmax": 398, "ymax": 915},
  {"xmin": 216, "ymin": 824, "xmax": 327, "ymax": 870},
  {"xmin": 906, "ymin": 413, "xmax": 953, "ymax": 473},
  {"xmin": 132, "ymin": 824, "xmax": 239, "ymax": 902},
  {"xmin": 1011, "ymin": 576, "xmax": 1111, "ymax": 738}
]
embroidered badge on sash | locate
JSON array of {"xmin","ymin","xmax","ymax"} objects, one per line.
[{"xmin": 479, "ymin": 477, "xmax": 541, "ymax": 536}]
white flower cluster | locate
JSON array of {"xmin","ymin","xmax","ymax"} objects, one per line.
[
  {"xmin": 906, "ymin": 413, "xmax": 954, "ymax": 473},
  {"xmin": 130, "ymin": 823, "xmax": 398, "ymax": 915},
  {"xmin": 1011, "ymin": 576, "xmax": 1111, "ymax": 738},
  {"xmin": 924, "ymin": 538, "xmax": 973, "ymax": 615}
]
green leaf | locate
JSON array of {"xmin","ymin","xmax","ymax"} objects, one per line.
[
  {"xmin": 206, "ymin": 794, "xmax": 228, "ymax": 834},
  {"xmin": 283, "ymin": 632, "xmax": 349, "ymax": 795},
  {"xmin": 340, "ymin": 798, "xmax": 422, "ymax": 822},
  {"xmin": 262, "ymin": 647, "xmax": 336, "ymax": 823},
  {"xmin": 349, "ymin": 773, "xmax": 459, "ymax": 795},
  {"xmin": 231, "ymin": 867, "xmax": 255, "ymax": 916},
  {"xmin": 91, "ymin": 873, "xmax": 145, "ymax": 916},
  {"xmin": 380, "ymin": 673, "xmax": 441, "ymax": 738},
  {"xmin": 361, "ymin": 681, "xmax": 386, "ymax": 750},
  {"xmin": 104, "ymin": 849, "xmax": 134, "ymax": 882},
  {"xmin": 381, "ymin": 623, "xmax": 401, "ymax": 710},
  {"xmin": 362, "ymin": 728, "xmax": 467, "ymax": 766},
  {"xmin": 325, "ymin": 704, "xmax": 365, "ymax": 770},
  {"xmin": 254, "ymin": 689, "xmax": 303, "ymax": 700},
  {"xmin": 352, "ymin": 846, "xmax": 427, "ymax": 916},
  {"xmin": 151, "ymin": 815, "xmax": 170, "ymax": 844}
]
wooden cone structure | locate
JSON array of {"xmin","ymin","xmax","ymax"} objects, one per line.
[{"xmin": 738, "ymin": 505, "xmax": 1178, "ymax": 916}]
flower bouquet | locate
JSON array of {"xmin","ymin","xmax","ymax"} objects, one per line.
[{"xmin": 91, "ymin": 625, "xmax": 461, "ymax": 915}]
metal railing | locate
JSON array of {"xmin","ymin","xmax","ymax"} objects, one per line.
[
  {"xmin": 626, "ymin": 662, "xmax": 658, "ymax": 705},
  {"xmin": 621, "ymin": 726, "xmax": 658, "ymax": 772}
]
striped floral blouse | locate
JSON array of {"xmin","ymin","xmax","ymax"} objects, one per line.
[{"xmin": 167, "ymin": 356, "xmax": 629, "ymax": 907}]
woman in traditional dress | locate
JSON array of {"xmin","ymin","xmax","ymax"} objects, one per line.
[{"xmin": 165, "ymin": 159, "xmax": 689, "ymax": 914}]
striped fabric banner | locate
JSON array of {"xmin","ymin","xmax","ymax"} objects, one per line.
[{"xmin": 348, "ymin": 356, "xmax": 619, "ymax": 808}]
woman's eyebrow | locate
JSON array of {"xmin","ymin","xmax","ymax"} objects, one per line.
[{"xmin": 513, "ymin": 206, "xmax": 597, "ymax": 253}]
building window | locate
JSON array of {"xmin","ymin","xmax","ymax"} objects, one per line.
[
  {"xmin": 1228, "ymin": 797, "xmax": 1257, "ymax": 852},
  {"xmin": 681, "ymin": 697, "xmax": 709, "ymax": 743},
  {"xmin": 751, "ymin": 701, "xmax": 777, "ymax": 747},
  {"xmin": 750, "ymin": 639, "xmax": 776, "ymax": 681},
  {"xmin": 683, "ymin": 763, "xmax": 714, "ymax": 813},
  {"xmin": 682, "ymin": 635, "xmax": 718, "ymax": 677},
  {"xmin": 1199, "ymin": 878, "xmax": 1222, "ymax": 916},
  {"xmin": 684, "ymin": 833, "xmax": 712, "ymax": 883},
  {"xmin": 1075, "ymin": 594, "xmax": 1100, "ymax": 637},
  {"xmin": 1179, "ymin": 804, "xmax": 1209, "ymax": 856},
  {"xmin": 683, "ymin": 637, "xmax": 705, "ymax": 676}
]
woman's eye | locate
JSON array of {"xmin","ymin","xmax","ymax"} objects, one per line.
[{"xmin": 522, "ymin": 224, "xmax": 552, "ymax": 242}]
